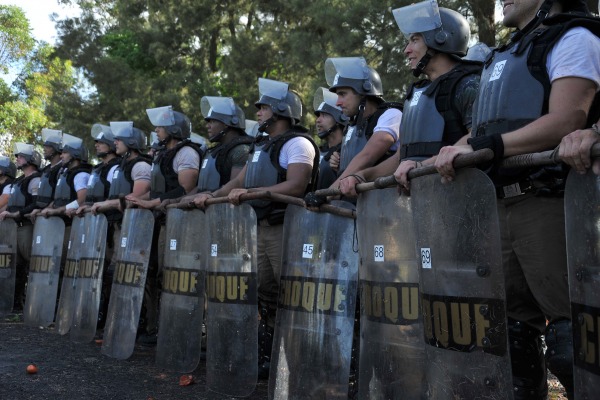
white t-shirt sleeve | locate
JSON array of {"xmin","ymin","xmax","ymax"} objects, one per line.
[
  {"xmin": 28, "ymin": 177, "xmax": 40, "ymax": 196},
  {"xmin": 547, "ymin": 27, "xmax": 600, "ymax": 91},
  {"xmin": 2, "ymin": 184, "xmax": 11, "ymax": 195},
  {"xmin": 74, "ymin": 172, "xmax": 90, "ymax": 192},
  {"xmin": 173, "ymin": 146, "xmax": 200, "ymax": 172},
  {"xmin": 278, "ymin": 137, "xmax": 315, "ymax": 169},
  {"xmin": 131, "ymin": 161, "xmax": 151, "ymax": 181},
  {"xmin": 373, "ymin": 108, "xmax": 403, "ymax": 141}
]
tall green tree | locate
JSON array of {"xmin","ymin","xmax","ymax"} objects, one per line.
[
  {"xmin": 54, "ymin": 0, "xmax": 497, "ymax": 139},
  {"xmin": 0, "ymin": 5, "xmax": 35, "ymax": 74}
]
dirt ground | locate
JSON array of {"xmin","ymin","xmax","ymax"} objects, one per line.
[
  {"xmin": 0, "ymin": 313, "xmax": 268, "ymax": 400},
  {"xmin": 0, "ymin": 312, "xmax": 568, "ymax": 400}
]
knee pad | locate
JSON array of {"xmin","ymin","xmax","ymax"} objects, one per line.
[
  {"xmin": 545, "ymin": 319, "xmax": 574, "ymax": 397},
  {"xmin": 508, "ymin": 319, "xmax": 548, "ymax": 399}
]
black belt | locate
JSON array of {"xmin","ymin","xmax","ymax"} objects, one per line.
[{"xmin": 496, "ymin": 179, "xmax": 534, "ymax": 199}]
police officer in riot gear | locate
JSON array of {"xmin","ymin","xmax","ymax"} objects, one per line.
[
  {"xmin": 341, "ymin": 1, "xmax": 480, "ymax": 197},
  {"xmin": 39, "ymin": 133, "xmax": 92, "ymax": 218},
  {"xmin": 194, "ymin": 78, "xmax": 318, "ymax": 379},
  {"xmin": 434, "ymin": 0, "xmax": 600, "ymax": 397},
  {"xmin": 92, "ymin": 122, "xmax": 152, "ymax": 214},
  {"xmin": 29, "ymin": 129, "xmax": 63, "ymax": 220},
  {"xmin": 313, "ymin": 87, "xmax": 348, "ymax": 190},
  {"xmin": 0, "ymin": 156, "xmax": 17, "ymax": 212},
  {"xmin": 89, "ymin": 122, "xmax": 152, "ymax": 331},
  {"xmin": 127, "ymin": 106, "xmax": 201, "ymax": 343},
  {"xmin": 325, "ymin": 56, "xmax": 402, "ymax": 188},
  {"xmin": 128, "ymin": 106, "xmax": 201, "ymax": 208},
  {"xmin": 74, "ymin": 124, "xmax": 121, "ymax": 216},
  {"xmin": 0, "ymin": 144, "xmax": 42, "ymax": 310},
  {"xmin": 197, "ymin": 96, "xmax": 252, "ymax": 192}
]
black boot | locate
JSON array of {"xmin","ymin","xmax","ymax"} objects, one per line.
[
  {"xmin": 545, "ymin": 319, "xmax": 574, "ymax": 399},
  {"xmin": 508, "ymin": 318, "xmax": 548, "ymax": 400},
  {"xmin": 258, "ymin": 305, "xmax": 274, "ymax": 380}
]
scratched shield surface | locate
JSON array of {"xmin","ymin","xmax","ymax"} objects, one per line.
[
  {"xmin": 356, "ymin": 188, "xmax": 425, "ymax": 399},
  {"xmin": 411, "ymin": 168, "xmax": 512, "ymax": 399},
  {"xmin": 205, "ymin": 203, "xmax": 258, "ymax": 397},
  {"xmin": 55, "ymin": 216, "xmax": 85, "ymax": 335},
  {"xmin": 24, "ymin": 217, "xmax": 65, "ymax": 328},
  {"xmin": 101, "ymin": 209, "xmax": 154, "ymax": 360},
  {"xmin": 70, "ymin": 213, "xmax": 108, "ymax": 343},
  {"xmin": 0, "ymin": 219, "xmax": 17, "ymax": 316},
  {"xmin": 565, "ymin": 169, "xmax": 600, "ymax": 399},
  {"xmin": 155, "ymin": 208, "xmax": 205, "ymax": 372},
  {"xmin": 269, "ymin": 202, "xmax": 358, "ymax": 400}
]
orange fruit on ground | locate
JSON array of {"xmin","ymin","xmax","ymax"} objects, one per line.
[
  {"xmin": 26, "ymin": 364, "xmax": 38, "ymax": 374},
  {"xmin": 178, "ymin": 374, "xmax": 194, "ymax": 386}
]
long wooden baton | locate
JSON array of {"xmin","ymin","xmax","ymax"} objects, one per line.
[
  {"xmin": 314, "ymin": 148, "xmax": 495, "ymax": 197},
  {"xmin": 176, "ymin": 190, "xmax": 356, "ymax": 219}
]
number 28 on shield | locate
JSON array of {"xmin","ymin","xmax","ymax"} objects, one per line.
[{"xmin": 421, "ymin": 248, "xmax": 432, "ymax": 269}]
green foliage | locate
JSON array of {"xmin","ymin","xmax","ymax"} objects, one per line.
[
  {"xmin": 0, "ymin": 5, "xmax": 35, "ymax": 74},
  {"xmin": 45, "ymin": 0, "xmax": 496, "ymax": 146}
]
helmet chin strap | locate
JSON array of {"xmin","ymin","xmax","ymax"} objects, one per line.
[
  {"xmin": 352, "ymin": 97, "xmax": 368, "ymax": 128},
  {"xmin": 44, "ymin": 149, "xmax": 59, "ymax": 161},
  {"xmin": 510, "ymin": 0, "xmax": 554, "ymax": 43},
  {"xmin": 413, "ymin": 49, "xmax": 436, "ymax": 77},
  {"xmin": 318, "ymin": 123, "xmax": 344, "ymax": 139},
  {"xmin": 258, "ymin": 115, "xmax": 278, "ymax": 133},
  {"xmin": 209, "ymin": 127, "xmax": 230, "ymax": 143},
  {"xmin": 317, "ymin": 126, "xmax": 335, "ymax": 139}
]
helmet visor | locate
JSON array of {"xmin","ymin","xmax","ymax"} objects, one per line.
[
  {"xmin": 324, "ymin": 57, "xmax": 368, "ymax": 87},
  {"xmin": 201, "ymin": 96, "xmax": 236, "ymax": 120},
  {"xmin": 41, "ymin": 128, "xmax": 62, "ymax": 146},
  {"xmin": 257, "ymin": 78, "xmax": 289, "ymax": 103},
  {"xmin": 0, "ymin": 155, "xmax": 11, "ymax": 168},
  {"xmin": 91, "ymin": 123, "xmax": 115, "ymax": 142},
  {"xmin": 61, "ymin": 133, "xmax": 83, "ymax": 151},
  {"xmin": 392, "ymin": 0, "xmax": 442, "ymax": 38},
  {"xmin": 146, "ymin": 106, "xmax": 175, "ymax": 127},
  {"xmin": 245, "ymin": 119, "xmax": 259, "ymax": 137},
  {"xmin": 110, "ymin": 121, "xmax": 134, "ymax": 140},
  {"xmin": 14, "ymin": 143, "xmax": 34, "ymax": 156},
  {"xmin": 313, "ymin": 87, "xmax": 340, "ymax": 113}
]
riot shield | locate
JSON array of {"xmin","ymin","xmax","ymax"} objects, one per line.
[
  {"xmin": 565, "ymin": 169, "xmax": 600, "ymax": 398},
  {"xmin": 55, "ymin": 216, "xmax": 85, "ymax": 335},
  {"xmin": 70, "ymin": 213, "xmax": 108, "ymax": 343},
  {"xmin": 269, "ymin": 202, "xmax": 358, "ymax": 400},
  {"xmin": 155, "ymin": 208, "xmax": 205, "ymax": 372},
  {"xmin": 411, "ymin": 168, "xmax": 512, "ymax": 399},
  {"xmin": 101, "ymin": 209, "xmax": 154, "ymax": 360},
  {"xmin": 205, "ymin": 203, "xmax": 258, "ymax": 397},
  {"xmin": 356, "ymin": 188, "xmax": 425, "ymax": 399},
  {"xmin": 24, "ymin": 217, "xmax": 65, "ymax": 328},
  {"xmin": 0, "ymin": 219, "xmax": 17, "ymax": 316}
]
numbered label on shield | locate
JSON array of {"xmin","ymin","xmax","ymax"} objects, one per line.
[
  {"xmin": 421, "ymin": 247, "xmax": 431, "ymax": 269},
  {"xmin": 211, "ymin": 244, "xmax": 217, "ymax": 257},
  {"xmin": 302, "ymin": 244, "xmax": 314, "ymax": 259},
  {"xmin": 121, "ymin": 237, "xmax": 127, "ymax": 247},
  {"xmin": 170, "ymin": 239, "xmax": 177, "ymax": 251},
  {"xmin": 374, "ymin": 245, "xmax": 384, "ymax": 262}
]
